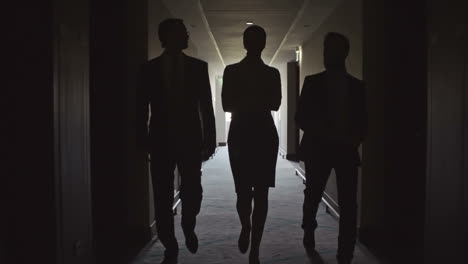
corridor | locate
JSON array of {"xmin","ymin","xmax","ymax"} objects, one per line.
[
  {"xmin": 8, "ymin": 0, "xmax": 467, "ymax": 263},
  {"xmin": 132, "ymin": 148, "xmax": 379, "ymax": 264}
]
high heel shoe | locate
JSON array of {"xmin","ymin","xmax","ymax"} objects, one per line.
[{"xmin": 238, "ymin": 227, "xmax": 250, "ymax": 253}]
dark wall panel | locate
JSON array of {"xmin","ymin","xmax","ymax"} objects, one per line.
[
  {"xmin": 425, "ymin": 1, "xmax": 468, "ymax": 263},
  {"xmin": 361, "ymin": 0, "xmax": 427, "ymax": 261},
  {"xmin": 54, "ymin": 0, "xmax": 93, "ymax": 263},
  {"xmin": 90, "ymin": 0, "xmax": 149, "ymax": 262},
  {"xmin": 8, "ymin": 2, "xmax": 56, "ymax": 263},
  {"xmin": 286, "ymin": 61, "xmax": 299, "ymax": 160},
  {"xmin": 10, "ymin": 1, "xmax": 94, "ymax": 263}
]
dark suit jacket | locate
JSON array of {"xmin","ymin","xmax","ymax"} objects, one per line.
[
  {"xmin": 295, "ymin": 71, "xmax": 367, "ymax": 164},
  {"xmin": 138, "ymin": 53, "xmax": 216, "ymax": 155}
]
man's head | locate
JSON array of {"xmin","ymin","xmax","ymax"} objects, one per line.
[
  {"xmin": 158, "ymin": 18, "xmax": 189, "ymax": 50},
  {"xmin": 323, "ymin": 32, "xmax": 350, "ymax": 69},
  {"xmin": 243, "ymin": 25, "xmax": 266, "ymax": 54}
]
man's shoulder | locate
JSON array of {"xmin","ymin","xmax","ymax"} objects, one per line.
[
  {"xmin": 225, "ymin": 62, "xmax": 241, "ymax": 70},
  {"xmin": 223, "ymin": 63, "xmax": 242, "ymax": 75},
  {"xmin": 184, "ymin": 54, "xmax": 207, "ymax": 67},
  {"xmin": 346, "ymin": 73, "xmax": 365, "ymax": 89},
  {"xmin": 302, "ymin": 71, "xmax": 326, "ymax": 88},
  {"xmin": 346, "ymin": 73, "xmax": 363, "ymax": 82},
  {"xmin": 266, "ymin": 65, "xmax": 280, "ymax": 75},
  {"xmin": 305, "ymin": 71, "xmax": 327, "ymax": 82},
  {"xmin": 142, "ymin": 56, "xmax": 162, "ymax": 69}
]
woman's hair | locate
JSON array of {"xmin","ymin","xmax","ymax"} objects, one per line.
[{"xmin": 243, "ymin": 25, "xmax": 267, "ymax": 52}]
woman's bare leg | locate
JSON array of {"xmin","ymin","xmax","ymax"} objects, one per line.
[
  {"xmin": 236, "ymin": 187, "xmax": 253, "ymax": 253},
  {"xmin": 249, "ymin": 186, "xmax": 269, "ymax": 264}
]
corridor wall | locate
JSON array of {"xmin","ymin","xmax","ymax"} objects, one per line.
[
  {"xmin": 9, "ymin": 2, "xmax": 59, "ymax": 263},
  {"xmin": 90, "ymin": 0, "xmax": 149, "ymax": 262},
  {"xmin": 425, "ymin": 0, "xmax": 468, "ymax": 262},
  {"xmin": 9, "ymin": 0, "xmax": 94, "ymax": 263},
  {"xmin": 361, "ymin": 0, "xmax": 427, "ymax": 261}
]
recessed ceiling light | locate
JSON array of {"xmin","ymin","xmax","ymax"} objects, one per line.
[{"xmin": 246, "ymin": 21, "xmax": 254, "ymax": 25}]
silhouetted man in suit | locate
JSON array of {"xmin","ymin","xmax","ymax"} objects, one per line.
[
  {"xmin": 296, "ymin": 32, "xmax": 367, "ymax": 264},
  {"xmin": 138, "ymin": 18, "xmax": 216, "ymax": 264}
]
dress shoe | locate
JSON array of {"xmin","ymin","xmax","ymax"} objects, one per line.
[
  {"xmin": 238, "ymin": 227, "xmax": 250, "ymax": 254},
  {"xmin": 305, "ymin": 247, "xmax": 319, "ymax": 258},
  {"xmin": 303, "ymin": 229, "xmax": 315, "ymax": 251},
  {"xmin": 160, "ymin": 253, "xmax": 177, "ymax": 264},
  {"xmin": 184, "ymin": 230, "xmax": 198, "ymax": 253}
]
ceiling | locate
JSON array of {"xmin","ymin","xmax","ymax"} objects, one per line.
[
  {"xmin": 200, "ymin": 0, "xmax": 304, "ymax": 66},
  {"xmin": 161, "ymin": 0, "xmax": 341, "ymax": 73}
]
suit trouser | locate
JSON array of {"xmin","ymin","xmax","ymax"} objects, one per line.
[
  {"xmin": 302, "ymin": 146, "xmax": 358, "ymax": 259},
  {"xmin": 150, "ymin": 148, "xmax": 203, "ymax": 257}
]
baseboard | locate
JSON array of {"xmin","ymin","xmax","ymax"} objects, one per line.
[
  {"xmin": 149, "ymin": 221, "xmax": 157, "ymax": 237},
  {"xmin": 173, "ymin": 191, "xmax": 181, "ymax": 212},
  {"xmin": 295, "ymin": 167, "xmax": 306, "ymax": 183},
  {"xmin": 279, "ymin": 148, "xmax": 287, "ymax": 159},
  {"xmin": 279, "ymin": 148, "xmax": 299, "ymax": 161},
  {"xmin": 322, "ymin": 192, "xmax": 340, "ymax": 218}
]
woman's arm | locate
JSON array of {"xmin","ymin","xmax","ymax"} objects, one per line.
[{"xmin": 221, "ymin": 66, "xmax": 237, "ymax": 112}]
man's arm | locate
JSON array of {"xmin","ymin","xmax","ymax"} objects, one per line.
[
  {"xmin": 221, "ymin": 66, "xmax": 237, "ymax": 112},
  {"xmin": 199, "ymin": 62, "xmax": 216, "ymax": 160}
]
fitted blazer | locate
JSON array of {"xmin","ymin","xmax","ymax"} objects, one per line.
[
  {"xmin": 295, "ymin": 71, "xmax": 367, "ymax": 163},
  {"xmin": 222, "ymin": 58, "xmax": 281, "ymax": 113},
  {"xmin": 138, "ymin": 53, "xmax": 216, "ymax": 154}
]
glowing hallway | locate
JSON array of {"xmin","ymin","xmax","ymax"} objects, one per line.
[{"xmin": 132, "ymin": 147, "xmax": 379, "ymax": 264}]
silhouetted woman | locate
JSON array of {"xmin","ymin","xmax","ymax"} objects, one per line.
[{"xmin": 221, "ymin": 25, "xmax": 281, "ymax": 264}]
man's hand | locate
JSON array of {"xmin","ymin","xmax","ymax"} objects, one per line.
[{"xmin": 201, "ymin": 140, "xmax": 216, "ymax": 161}]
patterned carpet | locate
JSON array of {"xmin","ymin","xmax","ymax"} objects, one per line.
[{"xmin": 131, "ymin": 147, "xmax": 379, "ymax": 264}]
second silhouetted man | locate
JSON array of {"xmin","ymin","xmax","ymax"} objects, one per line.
[{"xmin": 296, "ymin": 32, "xmax": 367, "ymax": 264}]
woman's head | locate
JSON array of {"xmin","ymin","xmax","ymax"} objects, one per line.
[{"xmin": 243, "ymin": 25, "xmax": 266, "ymax": 54}]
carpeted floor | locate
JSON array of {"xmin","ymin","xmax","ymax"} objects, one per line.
[{"xmin": 131, "ymin": 147, "xmax": 379, "ymax": 264}]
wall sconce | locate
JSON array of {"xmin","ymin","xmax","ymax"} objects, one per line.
[{"xmin": 295, "ymin": 46, "xmax": 301, "ymax": 62}]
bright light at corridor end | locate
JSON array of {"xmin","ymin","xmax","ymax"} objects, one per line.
[{"xmin": 246, "ymin": 21, "xmax": 254, "ymax": 25}]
